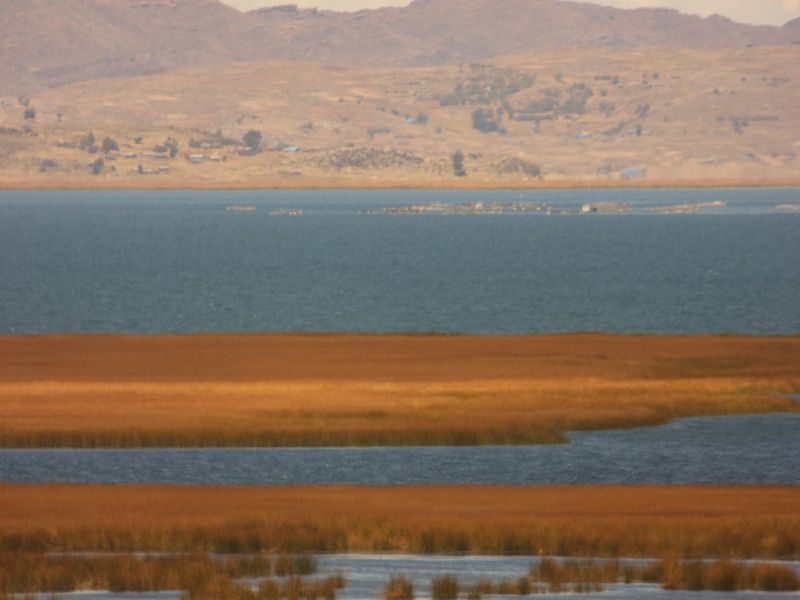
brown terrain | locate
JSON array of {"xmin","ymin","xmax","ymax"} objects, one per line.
[
  {"xmin": 0, "ymin": 0, "xmax": 798, "ymax": 187},
  {"xmin": 2, "ymin": 0, "xmax": 798, "ymax": 95},
  {"xmin": 1, "ymin": 45, "xmax": 799, "ymax": 187},
  {"xmin": 1, "ymin": 484, "xmax": 799, "ymax": 558},
  {"xmin": 0, "ymin": 334, "xmax": 797, "ymax": 447}
]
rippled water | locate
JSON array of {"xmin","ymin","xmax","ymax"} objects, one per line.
[
  {"xmin": 1, "ymin": 188, "xmax": 798, "ymax": 334},
  {"xmin": 2, "ymin": 413, "xmax": 797, "ymax": 485}
]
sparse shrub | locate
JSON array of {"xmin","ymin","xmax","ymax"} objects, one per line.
[
  {"xmin": 598, "ymin": 101, "xmax": 615, "ymax": 116},
  {"xmin": 321, "ymin": 147, "xmax": 423, "ymax": 170},
  {"xmin": 154, "ymin": 137, "xmax": 179, "ymax": 158},
  {"xmin": 415, "ymin": 112, "xmax": 429, "ymax": 125},
  {"xmin": 80, "ymin": 131, "xmax": 96, "ymax": 151},
  {"xmin": 383, "ymin": 575, "xmax": 414, "ymax": 600},
  {"xmin": 189, "ymin": 129, "xmax": 241, "ymax": 148},
  {"xmin": 367, "ymin": 127, "xmax": 392, "ymax": 140},
  {"xmin": 472, "ymin": 108, "xmax": 503, "ymax": 133},
  {"xmin": 431, "ymin": 575, "xmax": 459, "ymax": 600},
  {"xmin": 526, "ymin": 96, "xmax": 559, "ymax": 114},
  {"xmin": 102, "ymin": 137, "xmax": 119, "ymax": 153},
  {"xmin": 39, "ymin": 159, "xmax": 58, "ymax": 173},
  {"xmin": 23, "ymin": 107, "xmax": 36, "ymax": 121},
  {"xmin": 440, "ymin": 64, "xmax": 534, "ymax": 106},
  {"xmin": 560, "ymin": 83, "xmax": 593, "ymax": 115},
  {"xmin": 91, "ymin": 158, "xmax": 104, "ymax": 175}
]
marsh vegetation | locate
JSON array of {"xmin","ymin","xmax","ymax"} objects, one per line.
[
  {"xmin": 1, "ymin": 485, "xmax": 798, "ymax": 559},
  {"xmin": 439, "ymin": 559, "xmax": 799, "ymax": 595},
  {"xmin": 0, "ymin": 552, "xmax": 342, "ymax": 598},
  {"xmin": 1, "ymin": 334, "xmax": 797, "ymax": 448}
]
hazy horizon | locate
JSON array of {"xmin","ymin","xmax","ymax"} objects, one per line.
[{"xmin": 221, "ymin": 0, "xmax": 800, "ymax": 26}]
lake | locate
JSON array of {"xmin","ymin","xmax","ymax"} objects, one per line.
[
  {"xmin": 2, "ymin": 412, "xmax": 797, "ymax": 485},
  {"xmin": 1, "ymin": 187, "xmax": 798, "ymax": 334}
]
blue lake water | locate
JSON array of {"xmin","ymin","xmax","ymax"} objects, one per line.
[
  {"xmin": 1, "ymin": 187, "xmax": 798, "ymax": 334},
  {"xmin": 2, "ymin": 413, "xmax": 797, "ymax": 485}
]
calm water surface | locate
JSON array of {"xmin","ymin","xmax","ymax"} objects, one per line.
[
  {"xmin": 1, "ymin": 188, "xmax": 798, "ymax": 334},
  {"xmin": 2, "ymin": 413, "xmax": 797, "ymax": 485},
  {"xmin": 4, "ymin": 189, "xmax": 799, "ymax": 599}
]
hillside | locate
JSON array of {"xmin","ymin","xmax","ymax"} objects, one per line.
[
  {"xmin": 1, "ymin": 45, "xmax": 797, "ymax": 187},
  {"xmin": 1, "ymin": 0, "xmax": 798, "ymax": 95},
  {"xmin": 0, "ymin": 0, "xmax": 260, "ymax": 95},
  {"xmin": 249, "ymin": 0, "xmax": 795, "ymax": 66}
]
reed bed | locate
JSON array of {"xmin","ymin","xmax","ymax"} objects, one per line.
[
  {"xmin": 1, "ymin": 485, "xmax": 798, "ymax": 559},
  {"xmin": 0, "ymin": 552, "xmax": 322, "ymax": 595},
  {"xmin": 657, "ymin": 560, "xmax": 800, "ymax": 592},
  {"xmin": 185, "ymin": 574, "xmax": 345, "ymax": 600},
  {"xmin": 383, "ymin": 575, "xmax": 414, "ymax": 600},
  {"xmin": 0, "ymin": 334, "xmax": 797, "ymax": 447},
  {"xmin": 431, "ymin": 574, "xmax": 459, "ymax": 600},
  {"xmin": 442, "ymin": 559, "xmax": 799, "ymax": 596}
]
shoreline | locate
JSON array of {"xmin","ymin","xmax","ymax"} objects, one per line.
[{"xmin": 1, "ymin": 178, "xmax": 800, "ymax": 192}]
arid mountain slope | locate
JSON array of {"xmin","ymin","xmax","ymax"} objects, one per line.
[
  {"xmin": 250, "ymin": 0, "xmax": 795, "ymax": 66},
  {"xmin": 1, "ymin": 0, "xmax": 797, "ymax": 95},
  {"xmin": 1, "ymin": 45, "xmax": 797, "ymax": 186},
  {"xmin": 0, "ymin": 0, "xmax": 260, "ymax": 94}
]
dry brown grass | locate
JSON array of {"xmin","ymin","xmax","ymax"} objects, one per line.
[
  {"xmin": 0, "ymin": 552, "xmax": 340, "ymax": 598},
  {"xmin": 475, "ymin": 558, "xmax": 800, "ymax": 593},
  {"xmin": 2, "ymin": 178, "xmax": 800, "ymax": 191},
  {"xmin": 2, "ymin": 46, "xmax": 799, "ymax": 186},
  {"xmin": 1, "ymin": 485, "xmax": 798, "ymax": 559},
  {"xmin": 0, "ymin": 334, "xmax": 797, "ymax": 447}
]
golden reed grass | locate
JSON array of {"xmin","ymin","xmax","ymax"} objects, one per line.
[
  {"xmin": 1, "ymin": 485, "xmax": 798, "ymax": 559},
  {"xmin": 459, "ymin": 559, "xmax": 799, "ymax": 595},
  {"xmin": 0, "ymin": 552, "xmax": 342, "ymax": 598},
  {"xmin": 0, "ymin": 334, "xmax": 797, "ymax": 447}
]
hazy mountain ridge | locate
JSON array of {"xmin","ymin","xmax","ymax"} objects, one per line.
[
  {"xmin": 1, "ymin": 0, "xmax": 797, "ymax": 95},
  {"xmin": 248, "ymin": 0, "xmax": 795, "ymax": 66}
]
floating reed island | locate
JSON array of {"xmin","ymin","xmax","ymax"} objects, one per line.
[
  {"xmin": 1, "ymin": 485, "xmax": 798, "ymax": 559},
  {"xmin": 0, "ymin": 334, "xmax": 797, "ymax": 448}
]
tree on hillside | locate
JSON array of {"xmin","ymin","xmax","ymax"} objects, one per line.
[
  {"xmin": 243, "ymin": 130, "xmax": 262, "ymax": 150},
  {"xmin": 472, "ymin": 108, "xmax": 503, "ymax": 134},
  {"xmin": 452, "ymin": 150, "xmax": 466, "ymax": 177},
  {"xmin": 24, "ymin": 107, "xmax": 36, "ymax": 121},
  {"xmin": 155, "ymin": 137, "xmax": 179, "ymax": 158},
  {"xmin": 102, "ymin": 137, "xmax": 119, "ymax": 153}
]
